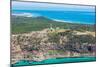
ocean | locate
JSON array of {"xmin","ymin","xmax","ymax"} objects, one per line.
[{"xmin": 12, "ymin": 10, "xmax": 96, "ymax": 24}]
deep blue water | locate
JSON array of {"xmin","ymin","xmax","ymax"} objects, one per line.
[{"xmin": 12, "ymin": 10, "xmax": 96, "ymax": 24}]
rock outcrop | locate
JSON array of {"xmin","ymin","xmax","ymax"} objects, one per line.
[{"xmin": 11, "ymin": 29, "xmax": 96, "ymax": 64}]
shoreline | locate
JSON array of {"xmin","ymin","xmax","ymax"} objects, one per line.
[{"xmin": 12, "ymin": 57, "xmax": 96, "ymax": 66}]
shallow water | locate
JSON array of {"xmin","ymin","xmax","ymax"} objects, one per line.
[{"xmin": 12, "ymin": 57, "xmax": 96, "ymax": 66}]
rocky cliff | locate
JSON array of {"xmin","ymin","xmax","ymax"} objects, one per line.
[{"xmin": 11, "ymin": 29, "xmax": 96, "ymax": 64}]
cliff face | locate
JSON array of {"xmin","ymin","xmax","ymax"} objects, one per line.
[{"xmin": 11, "ymin": 29, "xmax": 96, "ymax": 64}]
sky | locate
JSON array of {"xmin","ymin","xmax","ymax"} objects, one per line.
[{"xmin": 12, "ymin": 1, "xmax": 95, "ymax": 12}]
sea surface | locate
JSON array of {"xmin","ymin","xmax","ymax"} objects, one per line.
[
  {"xmin": 12, "ymin": 10, "xmax": 96, "ymax": 24},
  {"xmin": 12, "ymin": 57, "xmax": 96, "ymax": 66}
]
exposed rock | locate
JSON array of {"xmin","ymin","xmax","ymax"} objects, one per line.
[{"xmin": 11, "ymin": 29, "xmax": 96, "ymax": 64}]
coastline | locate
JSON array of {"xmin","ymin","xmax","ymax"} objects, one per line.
[{"xmin": 12, "ymin": 57, "xmax": 96, "ymax": 66}]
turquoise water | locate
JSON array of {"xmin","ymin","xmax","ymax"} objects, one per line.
[
  {"xmin": 12, "ymin": 10, "xmax": 96, "ymax": 24},
  {"xmin": 12, "ymin": 57, "xmax": 96, "ymax": 67}
]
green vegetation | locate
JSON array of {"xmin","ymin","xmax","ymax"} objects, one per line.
[
  {"xmin": 48, "ymin": 32, "xmax": 60, "ymax": 43},
  {"xmin": 48, "ymin": 50, "xmax": 65, "ymax": 55},
  {"xmin": 11, "ymin": 16, "xmax": 95, "ymax": 34}
]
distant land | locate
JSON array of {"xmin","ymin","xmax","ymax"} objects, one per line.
[{"xmin": 11, "ymin": 15, "xmax": 95, "ymax": 34}]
